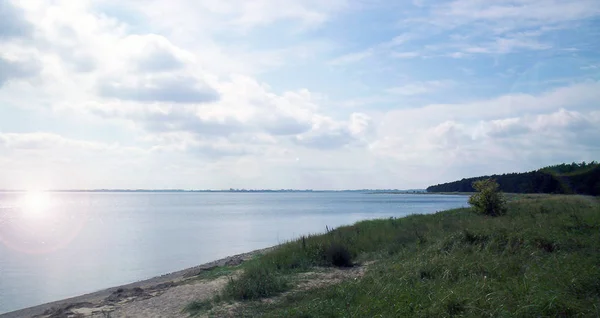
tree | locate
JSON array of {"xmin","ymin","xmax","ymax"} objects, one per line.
[{"xmin": 468, "ymin": 179, "xmax": 507, "ymax": 217}]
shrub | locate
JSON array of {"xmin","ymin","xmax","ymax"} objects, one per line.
[
  {"xmin": 468, "ymin": 179, "xmax": 507, "ymax": 216},
  {"xmin": 323, "ymin": 242, "xmax": 353, "ymax": 267}
]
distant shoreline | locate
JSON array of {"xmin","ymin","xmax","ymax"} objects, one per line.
[
  {"xmin": 0, "ymin": 189, "xmax": 425, "ymax": 193},
  {"xmin": 369, "ymin": 191, "xmax": 459, "ymax": 195}
]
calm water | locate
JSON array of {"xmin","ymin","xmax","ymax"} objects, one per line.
[{"xmin": 0, "ymin": 192, "xmax": 468, "ymax": 313}]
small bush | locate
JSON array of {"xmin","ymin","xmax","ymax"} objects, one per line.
[
  {"xmin": 323, "ymin": 242, "xmax": 353, "ymax": 267},
  {"xmin": 468, "ymin": 179, "xmax": 507, "ymax": 217},
  {"xmin": 223, "ymin": 265, "xmax": 289, "ymax": 300}
]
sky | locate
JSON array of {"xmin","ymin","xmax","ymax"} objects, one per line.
[{"xmin": 0, "ymin": 0, "xmax": 599, "ymax": 190}]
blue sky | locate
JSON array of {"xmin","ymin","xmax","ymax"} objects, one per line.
[{"xmin": 0, "ymin": 0, "xmax": 599, "ymax": 190}]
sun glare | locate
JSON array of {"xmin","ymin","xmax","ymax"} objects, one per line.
[{"xmin": 19, "ymin": 191, "xmax": 55, "ymax": 220}]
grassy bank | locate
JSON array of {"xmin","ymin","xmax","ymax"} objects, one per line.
[{"xmin": 186, "ymin": 195, "xmax": 600, "ymax": 317}]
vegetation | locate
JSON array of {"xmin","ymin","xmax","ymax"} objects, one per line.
[
  {"xmin": 186, "ymin": 195, "xmax": 600, "ymax": 317},
  {"xmin": 222, "ymin": 264, "xmax": 290, "ymax": 300},
  {"xmin": 468, "ymin": 179, "xmax": 507, "ymax": 216},
  {"xmin": 541, "ymin": 161, "xmax": 599, "ymax": 175},
  {"xmin": 186, "ymin": 231, "xmax": 359, "ymax": 312},
  {"xmin": 427, "ymin": 161, "xmax": 600, "ymax": 195}
]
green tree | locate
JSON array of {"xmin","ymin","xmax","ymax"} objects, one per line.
[{"xmin": 468, "ymin": 179, "xmax": 507, "ymax": 217}]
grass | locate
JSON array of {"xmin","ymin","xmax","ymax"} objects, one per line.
[
  {"xmin": 222, "ymin": 264, "xmax": 290, "ymax": 300},
  {"xmin": 186, "ymin": 195, "xmax": 600, "ymax": 317}
]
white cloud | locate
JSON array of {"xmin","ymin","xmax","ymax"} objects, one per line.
[
  {"xmin": 127, "ymin": 35, "xmax": 189, "ymax": 72},
  {"xmin": 0, "ymin": 133, "xmax": 108, "ymax": 151},
  {"xmin": 124, "ymin": 0, "xmax": 349, "ymax": 40},
  {"xmin": 98, "ymin": 75, "xmax": 220, "ymax": 103},
  {"xmin": 448, "ymin": 52, "xmax": 467, "ymax": 58},
  {"xmin": 531, "ymin": 108, "xmax": 594, "ymax": 132},
  {"xmin": 371, "ymin": 83, "xmax": 600, "ymax": 181},
  {"xmin": 427, "ymin": 0, "xmax": 600, "ymax": 30},
  {"xmin": 386, "ymin": 80, "xmax": 453, "ymax": 96},
  {"xmin": 390, "ymin": 51, "xmax": 420, "ymax": 59},
  {"xmin": 0, "ymin": 132, "xmax": 150, "ymax": 189},
  {"xmin": 294, "ymin": 112, "xmax": 372, "ymax": 149},
  {"xmin": 0, "ymin": 56, "xmax": 40, "ymax": 87},
  {"xmin": 328, "ymin": 49, "xmax": 374, "ymax": 65},
  {"xmin": 473, "ymin": 117, "xmax": 529, "ymax": 139},
  {"xmin": 0, "ymin": 0, "xmax": 598, "ymax": 190},
  {"xmin": 379, "ymin": 81, "xmax": 600, "ymax": 132},
  {"xmin": 56, "ymin": 73, "xmax": 363, "ymax": 151},
  {"xmin": 380, "ymin": 33, "xmax": 413, "ymax": 48},
  {"xmin": 332, "ymin": 96, "xmax": 397, "ymax": 108},
  {"xmin": 395, "ymin": 0, "xmax": 600, "ymax": 58},
  {"xmin": 230, "ymin": 0, "xmax": 348, "ymax": 28},
  {"xmin": 464, "ymin": 37, "xmax": 552, "ymax": 54},
  {"xmin": 330, "ymin": 32, "xmax": 417, "ymax": 66},
  {"xmin": 371, "ymin": 108, "xmax": 600, "ymax": 183},
  {"xmin": 581, "ymin": 64, "xmax": 599, "ymax": 70},
  {"xmin": 146, "ymin": 132, "xmax": 258, "ymax": 158},
  {"xmin": 348, "ymin": 113, "xmax": 372, "ymax": 136}
]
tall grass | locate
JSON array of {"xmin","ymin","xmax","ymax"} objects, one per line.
[{"xmin": 222, "ymin": 264, "xmax": 289, "ymax": 300}]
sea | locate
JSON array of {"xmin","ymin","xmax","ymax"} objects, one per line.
[{"xmin": 0, "ymin": 191, "xmax": 468, "ymax": 314}]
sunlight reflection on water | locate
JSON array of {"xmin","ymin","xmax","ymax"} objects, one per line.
[{"xmin": 0, "ymin": 192, "xmax": 88, "ymax": 255}]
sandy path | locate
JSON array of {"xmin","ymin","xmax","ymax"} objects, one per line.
[{"xmin": 109, "ymin": 276, "xmax": 229, "ymax": 318}]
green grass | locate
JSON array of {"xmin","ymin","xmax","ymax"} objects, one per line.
[
  {"xmin": 222, "ymin": 263, "xmax": 290, "ymax": 300},
  {"xmin": 186, "ymin": 195, "xmax": 600, "ymax": 317}
]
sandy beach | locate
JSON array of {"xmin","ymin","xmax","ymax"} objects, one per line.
[{"xmin": 0, "ymin": 247, "xmax": 275, "ymax": 318}]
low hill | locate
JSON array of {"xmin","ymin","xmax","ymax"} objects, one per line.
[{"xmin": 426, "ymin": 161, "xmax": 600, "ymax": 196}]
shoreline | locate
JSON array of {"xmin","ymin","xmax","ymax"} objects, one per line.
[
  {"xmin": 0, "ymin": 246, "xmax": 275, "ymax": 318},
  {"xmin": 1, "ymin": 194, "xmax": 470, "ymax": 317}
]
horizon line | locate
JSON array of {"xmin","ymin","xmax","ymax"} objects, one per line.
[{"xmin": 0, "ymin": 189, "xmax": 427, "ymax": 193}]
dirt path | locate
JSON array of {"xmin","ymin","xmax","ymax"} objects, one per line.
[{"xmin": 109, "ymin": 276, "xmax": 230, "ymax": 318}]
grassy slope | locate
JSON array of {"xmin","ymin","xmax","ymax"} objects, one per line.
[{"xmin": 188, "ymin": 195, "xmax": 600, "ymax": 317}]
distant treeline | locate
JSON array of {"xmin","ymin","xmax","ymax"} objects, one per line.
[{"xmin": 427, "ymin": 162, "xmax": 600, "ymax": 196}]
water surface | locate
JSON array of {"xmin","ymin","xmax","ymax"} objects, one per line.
[{"xmin": 0, "ymin": 192, "xmax": 468, "ymax": 313}]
